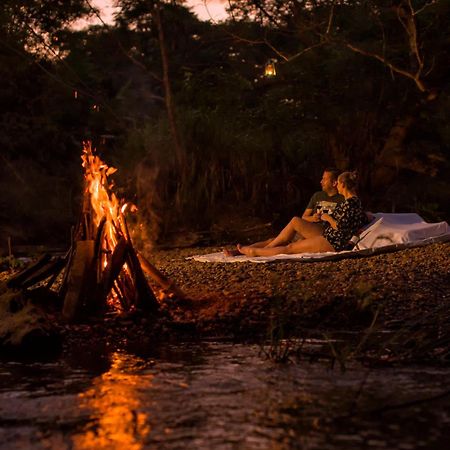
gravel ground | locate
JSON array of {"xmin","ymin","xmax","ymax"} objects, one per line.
[{"xmin": 149, "ymin": 242, "xmax": 450, "ymax": 343}]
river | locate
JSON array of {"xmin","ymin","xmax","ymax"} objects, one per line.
[{"xmin": 1, "ymin": 341, "xmax": 449, "ymax": 449}]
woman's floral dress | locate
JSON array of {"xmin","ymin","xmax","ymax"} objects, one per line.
[{"xmin": 323, "ymin": 197, "xmax": 367, "ymax": 251}]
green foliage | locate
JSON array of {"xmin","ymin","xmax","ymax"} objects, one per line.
[{"xmin": 0, "ymin": 0, "xmax": 449, "ymax": 247}]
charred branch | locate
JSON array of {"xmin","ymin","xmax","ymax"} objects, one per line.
[
  {"xmin": 138, "ymin": 252, "xmax": 185, "ymax": 299},
  {"xmin": 7, "ymin": 254, "xmax": 51, "ymax": 289},
  {"xmin": 126, "ymin": 243, "xmax": 159, "ymax": 313},
  {"xmin": 98, "ymin": 237, "xmax": 129, "ymax": 310},
  {"xmin": 20, "ymin": 257, "xmax": 66, "ymax": 289}
]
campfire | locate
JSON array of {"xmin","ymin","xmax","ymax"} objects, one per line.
[{"xmin": 8, "ymin": 142, "xmax": 177, "ymax": 321}]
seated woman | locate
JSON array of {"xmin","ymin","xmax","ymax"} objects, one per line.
[{"xmin": 233, "ymin": 171, "xmax": 367, "ymax": 257}]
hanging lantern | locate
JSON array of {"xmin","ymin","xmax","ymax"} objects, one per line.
[{"xmin": 264, "ymin": 59, "xmax": 277, "ymax": 78}]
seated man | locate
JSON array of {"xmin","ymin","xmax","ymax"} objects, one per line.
[
  {"xmin": 302, "ymin": 167, "xmax": 344, "ymax": 223},
  {"xmin": 224, "ymin": 168, "xmax": 344, "ymax": 256}
]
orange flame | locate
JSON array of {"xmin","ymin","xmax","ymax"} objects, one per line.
[
  {"xmin": 81, "ymin": 141, "xmax": 131, "ymax": 310},
  {"xmin": 82, "ymin": 141, "xmax": 121, "ymax": 244}
]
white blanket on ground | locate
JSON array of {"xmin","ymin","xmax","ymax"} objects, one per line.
[
  {"xmin": 188, "ymin": 250, "xmax": 347, "ymax": 263},
  {"xmin": 356, "ymin": 213, "xmax": 450, "ymax": 249},
  {"xmin": 188, "ymin": 213, "xmax": 450, "ymax": 263}
]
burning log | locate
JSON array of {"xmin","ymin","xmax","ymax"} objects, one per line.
[
  {"xmin": 1, "ymin": 141, "xmax": 179, "ymax": 356},
  {"xmin": 137, "ymin": 252, "xmax": 185, "ymax": 299},
  {"xmin": 4, "ymin": 141, "xmax": 178, "ymax": 329},
  {"xmin": 126, "ymin": 243, "xmax": 159, "ymax": 312},
  {"xmin": 97, "ymin": 237, "xmax": 128, "ymax": 312},
  {"xmin": 59, "ymin": 141, "xmax": 165, "ymax": 321}
]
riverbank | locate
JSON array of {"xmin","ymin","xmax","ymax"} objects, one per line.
[
  {"xmin": 147, "ymin": 241, "xmax": 450, "ymax": 363},
  {"xmin": 2, "ymin": 242, "xmax": 449, "ymax": 365}
]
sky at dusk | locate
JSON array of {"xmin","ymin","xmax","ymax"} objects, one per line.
[{"xmin": 88, "ymin": 0, "xmax": 229, "ymax": 24}]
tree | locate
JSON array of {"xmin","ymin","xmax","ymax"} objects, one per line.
[
  {"xmin": 225, "ymin": 0, "xmax": 450, "ymax": 207},
  {"xmin": 116, "ymin": 0, "xmax": 193, "ymax": 166},
  {"xmin": 0, "ymin": 1, "xmax": 96, "ymax": 243}
]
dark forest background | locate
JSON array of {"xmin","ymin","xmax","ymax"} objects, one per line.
[{"xmin": 1, "ymin": 0, "xmax": 449, "ymax": 249}]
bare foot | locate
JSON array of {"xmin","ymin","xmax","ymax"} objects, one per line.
[
  {"xmin": 236, "ymin": 244, "xmax": 256, "ymax": 257},
  {"xmin": 223, "ymin": 248, "xmax": 242, "ymax": 257}
]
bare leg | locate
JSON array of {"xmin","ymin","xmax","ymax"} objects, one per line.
[
  {"xmin": 223, "ymin": 237, "xmax": 274, "ymax": 256},
  {"xmin": 248, "ymin": 237, "xmax": 274, "ymax": 248},
  {"xmin": 238, "ymin": 235, "xmax": 334, "ymax": 257},
  {"xmin": 226, "ymin": 217, "xmax": 322, "ymax": 256},
  {"xmin": 266, "ymin": 217, "xmax": 323, "ymax": 248}
]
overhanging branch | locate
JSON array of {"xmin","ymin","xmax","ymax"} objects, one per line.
[{"xmin": 344, "ymin": 42, "xmax": 427, "ymax": 93}]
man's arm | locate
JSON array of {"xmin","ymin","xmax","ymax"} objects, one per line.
[{"xmin": 302, "ymin": 208, "xmax": 321, "ymax": 223}]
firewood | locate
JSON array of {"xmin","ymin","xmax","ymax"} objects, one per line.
[
  {"xmin": 62, "ymin": 240, "xmax": 95, "ymax": 321},
  {"xmin": 58, "ymin": 246, "xmax": 75, "ymax": 300},
  {"xmin": 112, "ymin": 281, "xmax": 128, "ymax": 310},
  {"xmin": 82, "ymin": 182, "xmax": 94, "ymax": 240},
  {"xmin": 20, "ymin": 257, "xmax": 66, "ymax": 289},
  {"xmin": 137, "ymin": 252, "xmax": 185, "ymax": 299},
  {"xmin": 7, "ymin": 254, "xmax": 51, "ymax": 289},
  {"xmin": 116, "ymin": 273, "xmax": 135, "ymax": 311},
  {"xmin": 98, "ymin": 237, "xmax": 128, "ymax": 309},
  {"xmin": 45, "ymin": 258, "xmax": 66, "ymax": 290},
  {"xmin": 54, "ymin": 141, "xmax": 175, "ymax": 320},
  {"xmin": 126, "ymin": 244, "xmax": 159, "ymax": 313},
  {"xmin": 93, "ymin": 216, "xmax": 107, "ymax": 284},
  {"xmin": 94, "ymin": 216, "xmax": 107, "ymax": 260}
]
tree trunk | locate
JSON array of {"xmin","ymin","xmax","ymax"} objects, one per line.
[
  {"xmin": 153, "ymin": 1, "xmax": 186, "ymax": 167},
  {"xmin": 371, "ymin": 114, "xmax": 416, "ymax": 189},
  {"xmin": 371, "ymin": 91, "xmax": 442, "ymax": 191}
]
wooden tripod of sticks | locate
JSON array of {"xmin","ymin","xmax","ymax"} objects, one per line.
[{"xmin": 8, "ymin": 184, "xmax": 183, "ymax": 322}]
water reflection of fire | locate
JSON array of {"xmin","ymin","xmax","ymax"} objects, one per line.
[{"xmin": 72, "ymin": 352, "xmax": 153, "ymax": 449}]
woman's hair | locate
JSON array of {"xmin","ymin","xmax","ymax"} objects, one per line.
[{"xmin": 338, "ymin": 171, "xmax": 359, "ymax": 192}]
